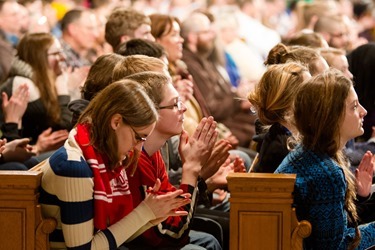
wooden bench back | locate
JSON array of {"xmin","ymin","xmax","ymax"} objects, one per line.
[
  {"xmin": 227, "ymin": 173, "xmax": 311, "ymax": 250},
  {"xmin": 0, "ymin": 169, "xmax": 56, "ymax": 250}
]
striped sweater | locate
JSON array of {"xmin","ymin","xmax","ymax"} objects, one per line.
[{"xmin": 39, "ymin": 128, "xmax": 156, "ymax": 249}]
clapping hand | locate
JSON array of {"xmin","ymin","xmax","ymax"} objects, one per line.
[
  {"xmin": 33, "ymin": 128, "xmax": 69, "ymax": 154},
  {"xmin": 2, "ymin": 83, "xmax": 29, "ymax": 128},
  {"xmin": 356, "ymin": 151, "xmax": 375, "ymax": 197},
  {"xmin": 2, "ymin": 138, "xmax": 35, "ymax": 162},
  {"xmin": 145, "ymin": 179, "xmax": 191, "ymax": 225}
]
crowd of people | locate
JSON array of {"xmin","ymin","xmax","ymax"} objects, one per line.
[{"xmin": 1, "ymin": 0, "xmax": 375, "ymax": 249}]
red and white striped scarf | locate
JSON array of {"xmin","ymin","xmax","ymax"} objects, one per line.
[{"xmin": 75, "ymin": 123, "xmax": 133, "ymax": 230}]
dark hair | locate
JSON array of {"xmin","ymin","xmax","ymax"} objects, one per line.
[
  {"xmin": 116, "ymin": 38, "xmax": 165, "ymax": 58},
  {"xmin": 81, "ymin": 53, "xmax": 124, "ymax": 101},
  {"xmin": 60, "ymin": 8, "xmax": 84, "ymax": 32}
]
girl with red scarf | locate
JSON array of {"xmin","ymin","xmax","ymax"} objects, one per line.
[{"xmin": 39, "ymin": 80, "xmax": 191, "ymax": 249}]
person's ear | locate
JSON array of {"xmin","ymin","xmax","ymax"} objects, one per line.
[
  {"xmin": 111, "ymin": 114, "xmax": 122, "ymax": 130},
  {"xmin": 120, "ymin": 34, "xmax": 131, "ymax": 44},
  {"xmin": 67, "ymin": 23, "xmax": 78, "ymax": 36}
]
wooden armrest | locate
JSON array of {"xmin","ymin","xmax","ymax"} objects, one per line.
[
  {"xmin": 0, "ymin": 169, "xmax": 56, "ymax": 250},
  {"xmin": 291, "ymin": 208, "xmax": 312, "ymax": 250}
]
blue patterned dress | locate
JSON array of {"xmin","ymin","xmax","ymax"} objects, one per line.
[{"xmin": 275, "ymin": 147, "xmax": 375, "ymax": 249}]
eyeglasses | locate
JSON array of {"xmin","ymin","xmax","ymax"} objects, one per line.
[
  {"xmin": 329, "ymin": 32, "xmax": 348, "ymax": 38},
  {"xmin": 47, "ymin": 50, "xmax": 64, "ymax": 56},
  {"xmin": 159, "ymin": 98, "xmax": 183, "ymax": 111},
  {"xmin": 130, "ymin": 126, "xmax": 147, "ymax": 143}
]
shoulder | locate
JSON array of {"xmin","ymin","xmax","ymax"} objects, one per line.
[{"xmin": 47, "ymin": 146, "xmax": 92, "ymax": 178}]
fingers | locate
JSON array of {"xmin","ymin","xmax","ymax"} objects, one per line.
[
  {"xmin": 152, "ymin": 178, "xmax": 161, "ymax": 192},
  {"xmin": 192, "ymin": 117, "xmax": 208, "ymax": 140},
  {"xmin": 359, "ymin": 151, "xmax": 373, "ymax": 173},
  {"xmin": 169, "ymin": 211, "xmax": 189, "ymax": 217},
  {"xmin": 14, "ymin": 138, "xmax": 31, "ymax": 147},
  {"xmin": 0, "ymin": 138, "xmax": 6, "ymax": 147},
  {"xmin": 195, "ymin": 116, "xmax": 217, "ymax": 143},
  {"xmin": 40, "ymin": 127, "xmax": 53, "ymax": 136},
  {"xmin": 2, "ymin": 92, "xmax": 8, "ymax": 108}
]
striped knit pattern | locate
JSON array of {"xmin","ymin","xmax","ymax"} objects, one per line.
[
  {"xmin": 275, "ymin": 146, "xmax": 375, "ymax": 249},
  {"xmin": 39, "ymin": 128, "xmax": 156, "ymax": 249}
]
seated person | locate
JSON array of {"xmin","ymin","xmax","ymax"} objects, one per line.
[{"xmin": 39, "ymin": 80, "xmax": 190, "ymax": 249}]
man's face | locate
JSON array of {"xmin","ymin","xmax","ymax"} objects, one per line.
[
  {"xmin": 133, "ymin": 24, "xmax": 155, "ymax": 41},
  {"xmin": 73, "ymin": 11, "xmax": 99, "ymax": 50},
  {"xmin": 197, "ymin": 28, "xmax": 215, "ymax": 54},
  {"xmin": 196, "ymin": 21, "xmax": 215, "ymax": 55},
  {"xmin": 0, "ymin": 1, "xmax": 22, "ymax": 34},
  {"xmin": 327, "ymin": 23, "xmax": 349, "ymax": 50}
]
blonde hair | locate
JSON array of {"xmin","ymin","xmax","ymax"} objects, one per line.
[
  {"xmin": 248, "ymin": 62, "xmax": 308, "ymax": 126},
  {"xmin": 112, "ymin": 55, "xmax": 166, "ymax": 81},
  {"xmin": 266, "ymin": 43, "xmax": 325, "ymax": 76},
  {"xmin": 319, "ymin": 47, "xmax": 346, "ymax": 66}
]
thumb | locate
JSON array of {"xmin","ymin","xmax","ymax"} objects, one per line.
[
  {"xmin": 179, "ymin": 130, "xmax": 189, "ymax": 149},
  {"xmin": 41, "ymin": 127, "xmax": 52, "ymax": 135},
  {"xmin": 16, "ymin": 138, "xmax": 31, "ymax": 147},
  {"xmin": 152, "ymin": 178, "xmax": 161, "ymax": 192}
]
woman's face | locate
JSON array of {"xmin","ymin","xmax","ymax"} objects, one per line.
[
  {"xmin": 156, "ymin": 21, "xmax": 184, "ymax": 63},
  {"xmin": 47, "ymin": 38, "xmax": 66, "ymax": 76},
  {"xmin": 155, "ymin": 83, "xmax": 187, "ymax": 137},
  {"xmin": 339, "ymin": 86, "xmax": 367, "ymax": 145},
  {"xmin": 114, "ymin": 118, "xmax": 155, "ymax": 161}
]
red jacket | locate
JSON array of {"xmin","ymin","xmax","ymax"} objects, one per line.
[{"xmin": 127, "ymin": 150, "xmax": 197, "ymax": 247}]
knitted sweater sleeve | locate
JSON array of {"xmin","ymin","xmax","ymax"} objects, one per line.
[{"xmin": 40, "ymin": 146, "xmax": 156, "ymax": 250}]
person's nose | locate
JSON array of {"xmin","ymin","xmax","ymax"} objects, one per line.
[
  {"xmin": 347, "ymin": 70, "xmax": 353, "ymax": 80},
  {"xmin": 180, "ymin": 101, "xmax": 187, "ymax": 113},
  {"xmin": 360, "ymin": 104, "xmax": 367, "ymax": 117},
  {"xmin": 148, "ymin": 34, "xmax": 156, "ymax": 42}
]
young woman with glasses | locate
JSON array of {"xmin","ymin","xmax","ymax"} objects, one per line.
[
  {"xmin": 123, "ymin": 71, "xmax": 223, "ymax": 250},
  {"xmin": 39, "ymin": 80, "xmax": 191, "ymax": 249}
]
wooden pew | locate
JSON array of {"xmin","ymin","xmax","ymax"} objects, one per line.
[
  {"xmin": 0, "ymin": 169, "xmax": 56, "ymax": 250},
  {"xmin": 227, "ymin": 173, "xmax": 311, "ymax": 250}
]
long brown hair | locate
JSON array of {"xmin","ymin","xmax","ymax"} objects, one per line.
[
  {"xmin": 294, "ymin": 68, "xmax": 361, "ymax": 249},
  {"xmin": 78, "ymin": 80, "xmax": 158, "ymax": 169},
  {"xmin": 17, "ymin": 32, "xmax": 60, "ymax": 124}
]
